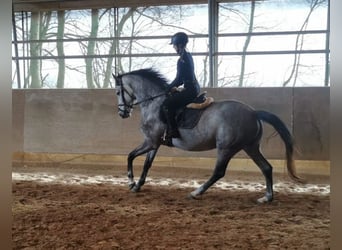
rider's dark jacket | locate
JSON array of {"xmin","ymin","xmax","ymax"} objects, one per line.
[
  {"xmin": 164, "ymin": 50, "xmax": 200, "ymax": 113},
  {"xmin": 167, "ymin": 50, "xmax": 200, "ymax": 94}
]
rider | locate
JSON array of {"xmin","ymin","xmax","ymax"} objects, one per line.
[{"xmin": 161, "ymin": 32, "xmax": 200, "ymax": 144}]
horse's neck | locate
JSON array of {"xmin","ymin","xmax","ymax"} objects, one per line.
[
  {"xmin": 127, "ymin": 75, "xmax": 166, "ymax": 123},
  {"xmin": 140, "ymin": 96, "xmax": 165, "ymax": 122}
]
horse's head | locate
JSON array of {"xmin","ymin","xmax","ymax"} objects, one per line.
[
  {"xmin": 112, "ymin": 68, "xmax": 169, "ymax": 118},
  {"xmin": 112, "ymin": 73, "xmax": 136, "ymax": 118}
]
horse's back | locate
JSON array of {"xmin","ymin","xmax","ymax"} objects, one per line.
[
  {"xmin": 175, "ymin": 99, "xmax": 260, "ymax": 151},
  {"xmin": 201, "ymin": 99, "xmax": 257, "ymax": 124},
  {"xmin": 213, "ymin": 99, "xmax": 255, "ymax": 111}
]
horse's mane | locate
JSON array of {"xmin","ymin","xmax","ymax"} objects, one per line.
[{"xmin": 120, "ymin": 68, "xmax": 169, "ymax": 89}]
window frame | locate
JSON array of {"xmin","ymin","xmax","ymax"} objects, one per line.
[{"xmin": 12, "ymin": 0, "xmax": 330, "ymax": 88}]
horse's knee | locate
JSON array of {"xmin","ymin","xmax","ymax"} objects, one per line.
[{"xmin": 128, "ymin": 153, "xmax": 135, "ymax": 163}]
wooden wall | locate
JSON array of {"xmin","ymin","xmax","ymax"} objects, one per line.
[{"xmin": 12, "ymin": 87, "xmax": 329, "ymax": 161}]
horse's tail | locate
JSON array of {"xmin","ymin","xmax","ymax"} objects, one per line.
[{"xmin": 256, "ymin": 110, "xmax": 305, "ymax": 183}]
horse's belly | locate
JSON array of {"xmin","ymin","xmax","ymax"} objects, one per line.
[{"xmin": 172, "ymin": 136, "xmax": 216, "ymax": 151}]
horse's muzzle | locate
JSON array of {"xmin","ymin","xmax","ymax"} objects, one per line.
[{"xmin": 119, "ymin": 110, "xmax": 131, "ymax": 118}]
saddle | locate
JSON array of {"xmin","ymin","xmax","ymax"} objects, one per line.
[
  {"xmin": 186, "ymin": 92, "xmax": 214, "ymax": 109},
  {"xmin": 175, "ymin": 92, "xmax": 214, "ymax": 129}
]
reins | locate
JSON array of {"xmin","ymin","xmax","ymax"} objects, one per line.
[{"xmin": 133, "ymin": 92, "xmax": 167, "ymax": 106}]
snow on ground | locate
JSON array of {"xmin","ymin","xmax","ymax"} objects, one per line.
[{"xmin": 12, "ymin": 172, "xmax": 329, "ymax": 195}]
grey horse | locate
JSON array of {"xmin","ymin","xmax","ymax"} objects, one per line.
[{"xmin": 113, "ymin": 68, "xmax": 303, "ymax": 203}]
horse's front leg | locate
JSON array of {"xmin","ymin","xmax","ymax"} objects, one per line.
[
  {"xmin": 133, "ymin": 148, "xmax": 159, "ymax": 192},
  {"xmin": 127, "ymin": 141, "xmax": 155, "ymax": 191}
]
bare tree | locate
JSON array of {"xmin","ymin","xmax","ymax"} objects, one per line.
[
  {"xmin": 29, "ymin": 11, "xmax": 52, "ymax": 88},
  {"xmin": 239, "ymin": 0, "xmax": 255, "ymax": 87},
  {"xmin": 18, "ymin": 6, "xmax": 202, "ymax": 88},
  {"xmin": 101, "ymin": 8, "xmax": 136, "ymax": 88},
  {"xmin": 283, "ymin": 0, "xmax": 326, "ymax": 87},
  {"xmin": 96, "ymin": 6, "xmax": 188, "ymax": 88},
  {"xmin": 29, "ymin": 12, "xmax": 41, "ymax": 88},
  {"xmin": 85, "ymin": 9, "xmax": 99, "ymax": 89},
  {"xmin": 57, "ymin": 10, "xmax": 65, "ymax": 88},
  {"xmin": 202, "ymin": 43, "xmax": 209, "ymax": 87}
]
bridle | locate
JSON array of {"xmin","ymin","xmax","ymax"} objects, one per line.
[
  {"xmin": 115, "ymin": 76, "xmax": 135, "ymax": 115},
  {"xmin": 113, "ymin": 74, "xmax": 167, "ymax": 114}
]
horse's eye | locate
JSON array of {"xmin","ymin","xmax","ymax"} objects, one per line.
[{"xmin": 116, "ymin": 90, "xmax": 120, "ymax": 96}]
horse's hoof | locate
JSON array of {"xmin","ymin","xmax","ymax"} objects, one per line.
[
  {"xmin": 128, "ymin": 182, "xmax": 136, "ymax": 190},
  {"xmin": 187, "ymin": 192, "xmax": 201, "ymax": 200},
  {"xmin": 131, "ymin": 185, "xmax": 141, "ymax": 193},
  {"xmin": 257, "ymin": 196, "xmax": 272, "ymax": 204}
]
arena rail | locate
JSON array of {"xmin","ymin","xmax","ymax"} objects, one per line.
[{"xmin": 12, "ymin": 87, "xmax": 329, "ymax": 175}]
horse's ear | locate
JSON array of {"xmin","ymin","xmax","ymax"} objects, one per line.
[
  {"xmin": 112, "ymin": 73, "xmax": 120, "ymax": 88},
  {"xmin": 112, "ymin": 73, "xmax": 123, "ymax": 88}
]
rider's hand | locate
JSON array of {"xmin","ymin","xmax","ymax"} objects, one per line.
[
  {"xmin": 169, "ymin": 87, "xmax": 177, "ymax": 93},
  {"xmin": 170, "ymin": 87, "xmax": 181, "ymax": 93}
]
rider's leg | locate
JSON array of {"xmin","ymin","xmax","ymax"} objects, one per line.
[
  {"xmin": 162, "ymin": 106, "xmax": 180, "ymax": 139},
  {"xmin": 162, "ymin": 99, "xmax": 180, "ymax": 139},
  {"xmin": 161, "ymin": 89, "xmax": 197, "ymax": 140},
  {"xmin": 167, "ymin": 108, "xmax": 180, "ymax": 138}
]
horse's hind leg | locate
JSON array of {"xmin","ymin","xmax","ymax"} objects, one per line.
[
  {"xmin": 244, "ymin": 144, "xmax": 273, "ymax": 203},
  {"xmin": 189, "ymin": 149, "xmax": 237, "ymax": 199}
]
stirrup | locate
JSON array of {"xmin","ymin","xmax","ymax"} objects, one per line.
[
  {"xmin": 160, "ymin": 135, "xmax": 174, "ymax": 147},
  {"xmin": 169, "ymin": 129, "xmax": 180, "ymax": 138}
]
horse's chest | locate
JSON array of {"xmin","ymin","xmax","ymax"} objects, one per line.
[{"xmin": 141, "ymin": 118, "xmax": 163, "ymax": 132}]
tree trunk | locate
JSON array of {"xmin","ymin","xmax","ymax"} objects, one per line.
[
  {"xmin": 239, "ymin": 0, "xmax": 255, "ymax": 87},
  {"xmin": 202, "ymin": 42, "xmax": 209, "ymax": 87},
  {"xmin": 86, "ymin": 9, "xmax": 99, "ymax": 89},
  {"xmin": 39, "ymin": 11, "xmax": 51, "ymax": 88},
  {"xmin": 57, "ymin": 10, "xmax": 65, "ymax": 88},
  {"xmin": 29, "ymin": 12, "xmax": 41, "ymax": 88},
  {"xmin": 283, "ymin": 0, "xmax": 321, "ymax": 87},
  {"xmin": 103, "ymin": 8, "xmax": 135, "ymax": 88},
  {"xmin": 103, "ymin": 42, "xmax": 116, "ymax": 88}
]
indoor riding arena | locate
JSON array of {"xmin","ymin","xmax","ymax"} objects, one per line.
[
  {"xmin": 12, "ymin": 88, "xmax": 329, "ymax": 249},
  {"xmin": 12, "ymin": 0, "xmax": 331, "ymax": 250}
]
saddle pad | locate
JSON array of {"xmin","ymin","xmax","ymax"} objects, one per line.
[{"xmin": 176, "ymin": 108, "xmax": 205, "ymax": 129}]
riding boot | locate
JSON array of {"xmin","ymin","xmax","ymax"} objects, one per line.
[
  {"xmin": 164, "ymin": 108, "xmax": 180, "ymax": 139},
  {"xmin": 168, "ymin": 116, "xmax": 180, "ymax": 138},
  {"xmin": 160, "ymin": 106, "xmax": 172, "ymax": 146},
  {"xmin": 161, "ymin": 107, "xmax": 179, "ymax": 147}
]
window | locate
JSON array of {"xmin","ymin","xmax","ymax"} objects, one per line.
[
  {"xmin": 217, "ymin": 0, "xmax": 329, "ymax": 87},
  {"xmin": 12, "ymin": 0, "xmax": 329, "ymax": 88}
]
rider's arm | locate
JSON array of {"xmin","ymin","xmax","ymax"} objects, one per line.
[
  {"xmin": 167, "ymin": 63, "xmax": 182, "ymax": 91},
  {"xmin": 168, "ymin": 77, "xmax": 181, "ymax": 91},
  {"xmin": 167, "ymin": 53, "xmax": 193, "ymax": 92}
]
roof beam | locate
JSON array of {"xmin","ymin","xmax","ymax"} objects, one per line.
[{"xmin": 13, "ymin": 0, "xmax": 207, "ymax": 11}]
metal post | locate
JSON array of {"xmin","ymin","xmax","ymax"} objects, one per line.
[
  {"xmin": 325, "ymin": 0, "xmax": 330, "ymax": 86},
  {"xmin": 12, "ymin": 4, "xmax": 21, "ymax": 88},
  {"xmin": 208, "ymin": 0, "xmax": 218, "ymax": 87},
  {"xmin": 114, "ymin": 7, "xmax": 119, "ymax": 76}
]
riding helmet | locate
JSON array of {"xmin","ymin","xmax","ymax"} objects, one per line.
[{"xmin": 170, "ymin": 32, "xmax": 189, "ymax": 46}]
